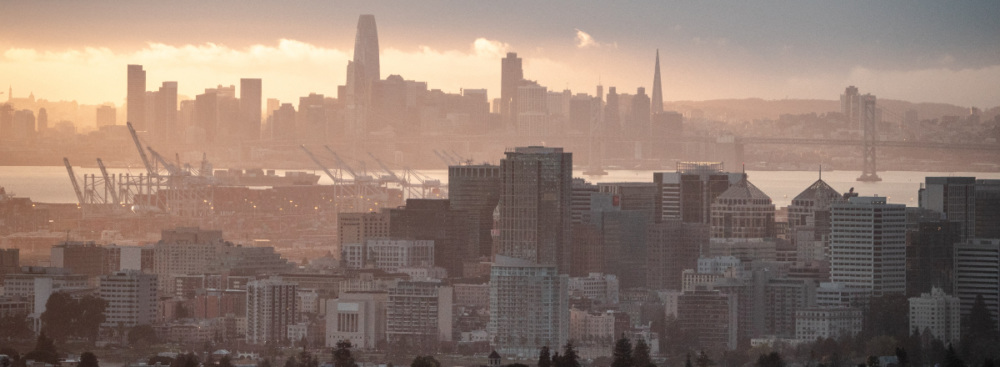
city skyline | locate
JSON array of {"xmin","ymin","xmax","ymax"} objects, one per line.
[{"xmin": 1, "ymin": 1, "xmax": 999, "ymax": 107}]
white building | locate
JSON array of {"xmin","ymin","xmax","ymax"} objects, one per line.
[
  {"xmin": 795, "ymin": 307, "xmax": 863, "ymax": 341},
  {"xmin": 909, "ymin": 287, "xmax": 961, "ymax": 345},
  {"xmin": 99, "ymin": 270, "xmax": 158, "ymax": 328},
  {"xmin": 246, "ymin": 277, "xmax": 298, "ymax": 344},
  {"xmin": 386, "ymin": 281, "xmax": 453, "ymax": 343},
  {"xmin": 326, "ymin": 291, "xmax": 387, "ymax": 350},
  {"xmin": 488, "ymin": 255, "xmax": 569, "ymax": 357},
  {"xmin": 569, "ymin": 308, "xmax": 615, "ymax": 343},
  {"xmin": 568, "ymin": 273, "xmax": 620, "ymax": 304},
  {"xmin": 829, "ymin": 197, "xmax": 906, "ymax": 296},
  {"xmin": 342, "ymin": 239, "xmax": 434, "ymax": 272}
]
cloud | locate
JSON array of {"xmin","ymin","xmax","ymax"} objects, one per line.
[{"xmin": 575, "ymin": 29, "xmax": 598, "ymax": 48}]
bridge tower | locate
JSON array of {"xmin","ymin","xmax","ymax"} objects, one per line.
[{"xmin": 857, "ymin": 94, "xmax": 882, "ymax": 182}]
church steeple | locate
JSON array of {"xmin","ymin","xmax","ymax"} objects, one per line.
[{"xmin": 651, "ymin": 49, "xmax": 663, "ymax": 114}]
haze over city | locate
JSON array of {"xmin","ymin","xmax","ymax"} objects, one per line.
[
  {"xmin": 1, "ymin": 3, "xmax": 1000, "ymax": 367},
  {"xmin": 2, "ymin": 0, "xmax": 999, "ymax": 108}
]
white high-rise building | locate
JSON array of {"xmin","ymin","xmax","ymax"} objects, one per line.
[
  {"xmin": 909, "ymin": 287, "xmax": 961, "ymax": 344},
  {"xmin": 99, "ymin": 270, "xmax": 158, "ymax": 328},
  {"xmin": 488, "ymin": 255, "xmax": 568, "ymax": 357},
  {"xmin": 829, "ymin": 196, "xmax": 906, "ymax": 296},
  {"xmin": 246, "ymin": 277, "xmax": 298, "ymax": 344}
]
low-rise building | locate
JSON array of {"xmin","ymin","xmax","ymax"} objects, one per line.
[
  {"xmin": 795, "ymin": 307, "xmax": 862, "ymax": 341},
  {"xmin": 909, "ymin": 287, "xmax": 961, "ymax": 345}
]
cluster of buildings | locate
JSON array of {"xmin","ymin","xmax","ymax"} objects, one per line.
[{"xmin": 0, "ymin": 145, "xmax": 999, "ymax": 359}]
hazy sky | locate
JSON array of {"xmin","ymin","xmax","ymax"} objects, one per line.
[{"xmin": 2, "ymin": 1, "xmax": 998, "ymax": 108}]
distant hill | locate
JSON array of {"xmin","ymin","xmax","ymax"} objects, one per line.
[{"xmin": 662, "ymin": 98, "xmax": 991, "ymax": 123}]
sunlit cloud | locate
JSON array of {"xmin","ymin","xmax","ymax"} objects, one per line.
[{"xmin": 575, "ymin": 29, "xmax": 598, "ymax": 48}]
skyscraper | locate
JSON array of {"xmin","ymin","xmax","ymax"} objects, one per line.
[
  {"xmin": 240, "ymin": 78, "xmax": 262, "ymax": 143},
  {"xmin": 449, "ymin": 164, "xmax": 501, "ymax": 257},
  {"xmin": 830, "ymin": 196, "xmax": 906, "ymax": 297},
  {"xmin": 127, "ymin": 64, "xmax": 146, "ymax": 129},
  {"xmin": 246, "ymin": 277, "xmax": 299, "ymax": 344},
  {"xmin": 155, "ymin": 81, "xmax": 177, "ymax": 142},
  {"xmin": 919, "ymin": 177, "xmax": 976, "ymax": 241},
  {"xmin": 496, "ymin": 146, "xmax": 573, "ymax": 273},
  {"xmin": 841, "ymin": 85, "xmax": 860, "ymax": 128},
  {"xmin": 500, "ymin": 52, "xmax": 523, "ymax": 129},
  {"xmin": 346, "ymin": 14, "xmax": 380, "ymax": 137},
  {"xmin": 353, "ymin": 15, "xmax": 380, "ymax": 88},
  {"xmin": 488, "ymin": 255, "xmax": 568, "ymax": 356},
  {"xmin": 651, "ymin": 49, "xmax": 663, "ymax": 114}
]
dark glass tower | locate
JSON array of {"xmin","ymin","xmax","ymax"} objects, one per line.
[{"xmin": 497, "ymin": 146, "xmax": 572, "ymax": 273}]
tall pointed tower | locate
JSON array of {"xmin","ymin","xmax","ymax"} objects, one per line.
[
  {"xmin": 651, "ymin": 49, "xmax": 663, "ymax": 114},
  {"xmin": 346, "ymin": 14, "xmax": 380, "ymax": 137},
  {"xmin": 353, "ymin": 14, "xmax": 380, "ymax": 86}
]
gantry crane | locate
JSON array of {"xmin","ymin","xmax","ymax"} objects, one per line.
[{"xmin": 63, "ymin": 157, "xmax": 85, "ymax": 205}]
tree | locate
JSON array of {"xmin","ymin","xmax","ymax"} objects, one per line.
[
  {"xmin": 22, "ymin": 333, "xmax": 59, "ymax": 365},
  {"xmin": 944, "ymin": 344, "xmax": 966, "ymax": 367},
  {"xmin": 561, "ymin": 341, "xmax": 581, "ymax": 367},
  {"xmin": 685, "ymin": 353, "xmax": 693, "ymax": 367},
  {"xmin": 333, "ymin": 340, "xmax": 358, "ymax": 367},
  {"xmin": 756, "ymin": 352, "xmax": 785, "ymax": 367},
  {"xmin": 76, "ymin": 295, "xmax": 107, "ymax": 340},
  {"xmin": 259, "ymin": 359, "xmax": 272, "ymax": 367},
  {"xmin": 170, "ymin": 353, "xmax": 200, "ymax": 367},
  {"xmin": 866, "ymin": 356, "xmax": 880, "ymax": 367},
  {"xmin": 218, "ymin": 356, "xmax": 234, "ymax": 367},
  {"xmin": 297, "ymin": 350, "xmax": 319, "ymax": 367},
  {"xmin": 284, "ymin": 355, "xmax": 298, "ymax": 367},
  {"xmin": 127, "ymin": 324, "xmax": 158, "ymax": 347},
  {"xmin": 539, "ymin": 346, "xmax": 552, "ymax": 367},
  {"xmin": 79, "ymin": 352, "xmax": 99, "ymax": 367},
  {"xmin": 411, "ymin": 356, "xmax": 440, "ymax": 367},
  {"xmin": 0, "ymin": 316, "xmax": 33, "ymax": 341},
  {"xmin": 149, "ymin": 356, "xmax": 174, "ymax": 366},
  {"xmin": 696, "ymin": 351, "xmax": 714, "ymax": 367},
  {"xmin": 612, "ymin": 335, "xmax": 633, "ymax": 367},
  {"xmin": 962, "ymin": 295, "xmax": 1000, "ymax": 364},
  {"xmin": 895, "ymin": 347, "xmax": 909, "ymax": 367},
  {"xmin": 633, "ymin": 339, "xmax": 654, "ymax": 367},
  {"xmin": 39, "ymin": 292, "xmax": 106, "ymax": 342}
]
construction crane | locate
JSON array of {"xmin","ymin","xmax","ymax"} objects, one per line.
[
  {"xmin": 127, "ymin": 122, "xmax": 156, "ymax": 176},
  {"xmin": 147, "ymin": 147, "xmax": 185, "ymax": 176},
  {"xmin": 367, "ymin": 152, "xmax": 401, "ymax": 182},
  {"xmin": 433, "ymin": 150, "xmax": 457, "ymax": 166},
  {"xmin": 300, "ymin": 145, "xmax": 344, "ymax": 184},
  {"xmin": 324, "ymin": 146, "xmax": 373, "ymax": 182},
  {"xmin": 63, "ymin": 157, "xmax": 85, "ymax": 205},
  {"xmin": 96, "ymin": 158, "xmax": 120, "ymax": 205}
]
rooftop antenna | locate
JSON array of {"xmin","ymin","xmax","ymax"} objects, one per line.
[{"xmin": 819, "ymin": 165, "xmax": 822, "ymax": 180}]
